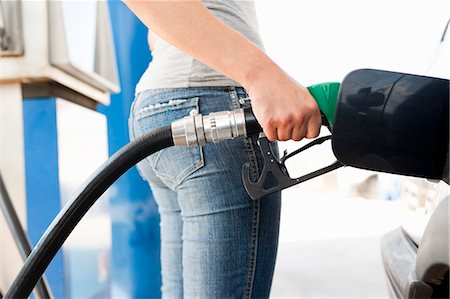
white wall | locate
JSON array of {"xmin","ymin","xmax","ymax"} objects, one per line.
[{"xmin": 256, "ymin": 0, "xmax": 449, "ymax": 85}]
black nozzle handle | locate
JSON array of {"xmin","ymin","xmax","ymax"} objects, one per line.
[{"xmin": 243, "ymin": 107, "xmax": 262, "ymax": 137}]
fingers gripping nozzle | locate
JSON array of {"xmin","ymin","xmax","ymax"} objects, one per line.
[
  {"xmin": 170, "ymin": 80, "xmax": 341, "ymax": 147},
  {"xmin": 171, "ymin": 108, "xmax": 256, "ymax": 147}
]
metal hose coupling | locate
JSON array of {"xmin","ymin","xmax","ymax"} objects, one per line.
[{"xmin": 171, "ymin": 108, "xmax": 247, "ymax": 147}]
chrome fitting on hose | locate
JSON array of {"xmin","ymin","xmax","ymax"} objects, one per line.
[{"xmin": 171, "ymin": 108, "xmax": 247, "ymax": 147}]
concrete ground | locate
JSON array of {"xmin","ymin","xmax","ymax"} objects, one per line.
[{"xmin": 270, "ymin": 178, "xmax": 403, "ymax": 299}]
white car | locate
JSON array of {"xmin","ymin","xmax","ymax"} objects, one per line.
[{"xmin": 380, "ymin": 18, "xmax": 449, "ymax": 299}]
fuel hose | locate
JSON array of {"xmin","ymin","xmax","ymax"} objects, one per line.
[
  {"xmin": 5, "ymin": 107, "xmax": 256, "ymax": 299},
  {"xmin": 5, "ymin": 125, "xmax": 173, "ymax": 299}
]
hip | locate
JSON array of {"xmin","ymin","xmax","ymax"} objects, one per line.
[{"xmin": 128, "ymin": 86, "xmax": 259, "ymax": 188}]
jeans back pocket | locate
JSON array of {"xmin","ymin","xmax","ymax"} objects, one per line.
[{"xmin": 133, "ymin": 96, "xmax": 204, "ymax": 187}]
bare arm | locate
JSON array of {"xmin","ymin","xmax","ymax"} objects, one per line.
[{"xmin": 123, "ymin": 0, "xmax": 321, "ymax": 141}]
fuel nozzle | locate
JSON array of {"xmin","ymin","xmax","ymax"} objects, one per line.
[
  {"xmin": 171, "ymin": 108, "xmax": 255, "ymax": 147},
  {"xmin": 307, "ymin": 82, "xmax": 340, "ymax": 129},
  {"xmin": 170, "ymin": 83, "xmax": 343, "ymax": 199},
  {"xmin": 171, "ymin": 82, "xmax": 340, "ymax": 147}
]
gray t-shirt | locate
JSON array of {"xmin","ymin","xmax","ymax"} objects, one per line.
[{"xmin": 135, "ymin": 0, "xmax": 264, "ymax": 93}]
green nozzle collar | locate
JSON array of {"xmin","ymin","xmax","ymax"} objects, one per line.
[{"xmin": 307, "ymin": 82, "xmax": 340, "ymax": 127}]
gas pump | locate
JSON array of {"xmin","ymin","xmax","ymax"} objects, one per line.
[{"xmin": 0, "ymin": 1, "xmax": 118, "ymax": 297}]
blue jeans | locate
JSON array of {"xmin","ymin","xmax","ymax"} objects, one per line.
[{"xmin": 129, "ymin": 87, "xmax": 281, "ymax": 299}]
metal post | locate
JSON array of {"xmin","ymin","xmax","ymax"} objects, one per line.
[
  {"xmin": 0, "ymin": 171, "xmax": 53, "ymax": 299},
  {"xmin": 0, "ymin": 83, "xmax": 26, "ymax": 295}
]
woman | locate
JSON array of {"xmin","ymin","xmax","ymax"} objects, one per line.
[{"xmin": 125, "ymin": 1, "xmax": 321, "ymax": 298}]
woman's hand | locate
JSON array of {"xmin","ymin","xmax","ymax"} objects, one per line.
[{"xmin": 244, "ymin": 64, "xmax": 322, "ymax": 142}]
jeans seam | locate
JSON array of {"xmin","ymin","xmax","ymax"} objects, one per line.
[
  {"xmin": 234, "ymin": 88, "xmax": 260, "ymax": 299},
  {"xmin": 244, "ymin": 199, "xmax": 260, "ymax": 299},
  {"xmin": 135, "ymin": 96, "xmax": 200, "ymax": 121},
  {"xmin": 128, "ymin": 96, "xmax": 138, "ymax": 140},
  {"xmin": 175, "ymin": 148, "xmax": 204, "ymax": 187},
  {"xmin": 150, "ymin": 154, "xmax": 203, "ymax": 183}
]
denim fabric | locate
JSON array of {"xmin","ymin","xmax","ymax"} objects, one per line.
[{"xmin": 129, "ymin": 87, "xmax": 281, "ymax": 299}]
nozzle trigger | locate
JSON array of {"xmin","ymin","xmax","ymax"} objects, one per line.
[{"xmin": 242, "ymin": 135, "xmax": 343, "ymax": 200}]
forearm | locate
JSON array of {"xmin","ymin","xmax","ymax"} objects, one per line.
[
  {"xmin": 124, "ymin": 0, "xmax": 322, "ymax": 142},
  {"xmin": 123, "ymin": 0, "xmax": 279, "ymax": 88}
]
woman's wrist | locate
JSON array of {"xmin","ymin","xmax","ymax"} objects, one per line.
[{"xmin": 239, "ymin": 56, "xmax": 282, "ymax": 92}]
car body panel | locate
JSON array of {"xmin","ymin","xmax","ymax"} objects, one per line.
[{"xmin": 381, "ymin": 18, "xmax": 449, "ymax": 299}]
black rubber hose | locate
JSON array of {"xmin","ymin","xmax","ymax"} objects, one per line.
[
  {"xmin": 0, "ymin": 172, "xmax": 53, "ymax": 299},
  {"xmin": 5, "ymin": 125, "xmax": 173, "ymax": 299}
]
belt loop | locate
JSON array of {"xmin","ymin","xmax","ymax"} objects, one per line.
[{"xmin": 228, "ymin": 86, "xmax": 240, "ymax": 109}]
